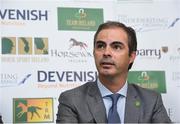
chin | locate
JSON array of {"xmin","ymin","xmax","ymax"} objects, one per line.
[{"xmin": 99, "ymin": 71, "xmax": 114, "ymax": 77}]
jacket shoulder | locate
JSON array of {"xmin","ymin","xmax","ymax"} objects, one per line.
[
  {"xmin": 59, "ymin": 82, "xmax": 96, "ymax": 100},
  {"xmin": 128, "ymin": 83, "xmax": 160, "ymax": 99},
  {"xmin": 62, "ymin": 82, "xmax": 95, "ymax": 94}
]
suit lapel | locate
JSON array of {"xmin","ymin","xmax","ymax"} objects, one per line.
[
  {"xmin": 86, "ymin": 82, "xmax": 107, "ymax": 123},
  {"xmin": 124, "ymin": 84, "xmax": 141, "ymax": 123}
]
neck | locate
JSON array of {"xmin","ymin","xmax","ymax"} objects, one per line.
[{"xmin": 99, "ymin": 73, "xmax": 128, "ymax": 93}]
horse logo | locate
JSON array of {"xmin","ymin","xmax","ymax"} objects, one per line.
[
  {"xmin": 17, "ymin": 102, "xmax": 42, "ymax": 120},
  {"xmin": 69, "ymin": 38, "xmax": 88, "ymax": 51}
]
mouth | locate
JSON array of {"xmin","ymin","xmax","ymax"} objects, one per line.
[{"xmin": 100, "ymin": 62, "xmax": 115, "ymax": 68}]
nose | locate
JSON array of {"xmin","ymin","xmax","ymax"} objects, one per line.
[{"xmin": 103, "ymin": 46, "xmax": 112, "ymax": 57}]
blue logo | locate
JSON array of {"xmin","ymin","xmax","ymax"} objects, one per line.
[
  {"xmin": 18, "ymin": 74, "xmax": 32, "ymax": 85},
  {"xmin": 37, "ymin": 70, "xmax": 97, "ymax": 83},
  {"xmin": 0, "ymin": 73, "xmax": 31, "ymax": 87},
  {"xmin": 118, "ymin": 16, "xmax": 180, "ymax": 32},
  {"xmin": 0, "ymin": 9, "xmax": 48, "ymax": 21}
]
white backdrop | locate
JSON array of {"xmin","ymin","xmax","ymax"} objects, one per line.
[{"xmin": 0, "ymin": 0, "xmax": 180, "ymax": 123}]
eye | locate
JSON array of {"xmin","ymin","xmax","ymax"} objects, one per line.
[
  {"xmin": 95, "ymin": 41, "xmax": 106, "ymax": 50},
  {"xmin": 110, "ymin": 41, "xmax": 124, "ymax": 51},
  {"xmin": 112, "ymin": 44, "xmax": 122, "ymax": 50},
  {"xmin": 96, "ymin": 44, "xmax": 104, "ymax": 49}
]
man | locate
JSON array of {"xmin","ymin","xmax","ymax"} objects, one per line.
[{"xmin": 56, "ymin": 21, "xmax": 171, "ymax": 123}]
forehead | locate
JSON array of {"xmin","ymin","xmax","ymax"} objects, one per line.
[{"xmin": 96, "ymin": 27, "xmax": 128, "ymax": 44}]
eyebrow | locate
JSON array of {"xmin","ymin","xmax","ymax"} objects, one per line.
[
  {"xmin": 96, "ymin": 40, "xmax": 105, "ymax": 44},
  {"xmin": 111, "ymin": 41, "xmax": 124, "ymax": 46},
  {"xmin": 96, "ymin": 40, "xmax": 124, "ymax": 45}
]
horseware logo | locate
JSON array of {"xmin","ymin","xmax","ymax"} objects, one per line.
[
  {"xmin": 69, "ymin": 38, "xmax": 88, "ymax": 51},
  {"xmin": 17, "ymin": 102, "xmax": 42, "ymax": 119}
]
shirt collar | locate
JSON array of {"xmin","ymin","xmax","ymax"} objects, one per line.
[{"xmin": 97, "ymin": 78, "xmax": 127, "ymax": 98}]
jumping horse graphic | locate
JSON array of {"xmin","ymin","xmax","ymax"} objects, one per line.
[
  {"xmin": 17, "ymin": 102, "xmax": 42, "ymax": 119},
  {"xmin": 69, "ymin": 38, "xmax": 88, "ymax": 51}
]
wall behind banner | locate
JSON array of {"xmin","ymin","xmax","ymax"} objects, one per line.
[{"xmin": 0, "ymin": 0, "xmax": 180, "ymax": 123}]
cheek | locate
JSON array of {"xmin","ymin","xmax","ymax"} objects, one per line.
[
  {"xmin": 94, "ymin": 51, "xmax": 101, "ymax": 58},
  {"xmin": 95, "ymin": 55, "xmax": 101, "ymax": 63},
  {"xmin": 94, "ymin": 53, "xmax": 100, "ymax": 62},
  {"xmin": 115, "ymin": 54, "xmax": 130, "ymax": 65}
]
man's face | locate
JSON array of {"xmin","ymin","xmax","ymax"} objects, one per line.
[{"xmin": 93, "ymin": 27, "xmax": 136, "ymax": 77}]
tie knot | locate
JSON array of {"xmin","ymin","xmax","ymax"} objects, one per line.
[{"xmin": 108, "ymin": 93, "xmax": 121, "ymax": 105}]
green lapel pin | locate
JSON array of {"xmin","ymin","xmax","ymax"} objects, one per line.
[{"xmin": 134, "ymin": 100, "xmax": 141, "ymax": 107}]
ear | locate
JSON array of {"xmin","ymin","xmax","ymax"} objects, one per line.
[{"xmin": 129, "ymin": 51, "xmax": 136, "ymax": 64}]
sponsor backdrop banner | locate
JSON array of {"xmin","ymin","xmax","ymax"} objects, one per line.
[{"xmin": 0, "ymin": 0, "xmax": 180, "ymax": 123}]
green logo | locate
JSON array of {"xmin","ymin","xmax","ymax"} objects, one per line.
[
  {"xmin": 34, "ymin": 37, "xmax": 48, "ymax": 55},
  {"xmin": 1, "ymin": 37, "xmax": 48, "ymax": 55},
  {"xmin": 13, "ymin": 98, "xmax": 54, "ymax": 123},
  {"xmin": 18, "ymin": 37, "xmax": 32, "ymax": 54},
  {"xmin": 57, "ymin": 7, "xmax": 104, "ymax": 31},
  {"xmin": 128, "ymin": 71, "xmax": 167, "ymax": 93},
  {"xmin": 1, "ymin": 37, "xmax": 16, "ymax": 54}
]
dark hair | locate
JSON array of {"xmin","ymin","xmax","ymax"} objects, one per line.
[{"xmin": 94, "ymin": 21, "xmax": 137, "ymax": 70}]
